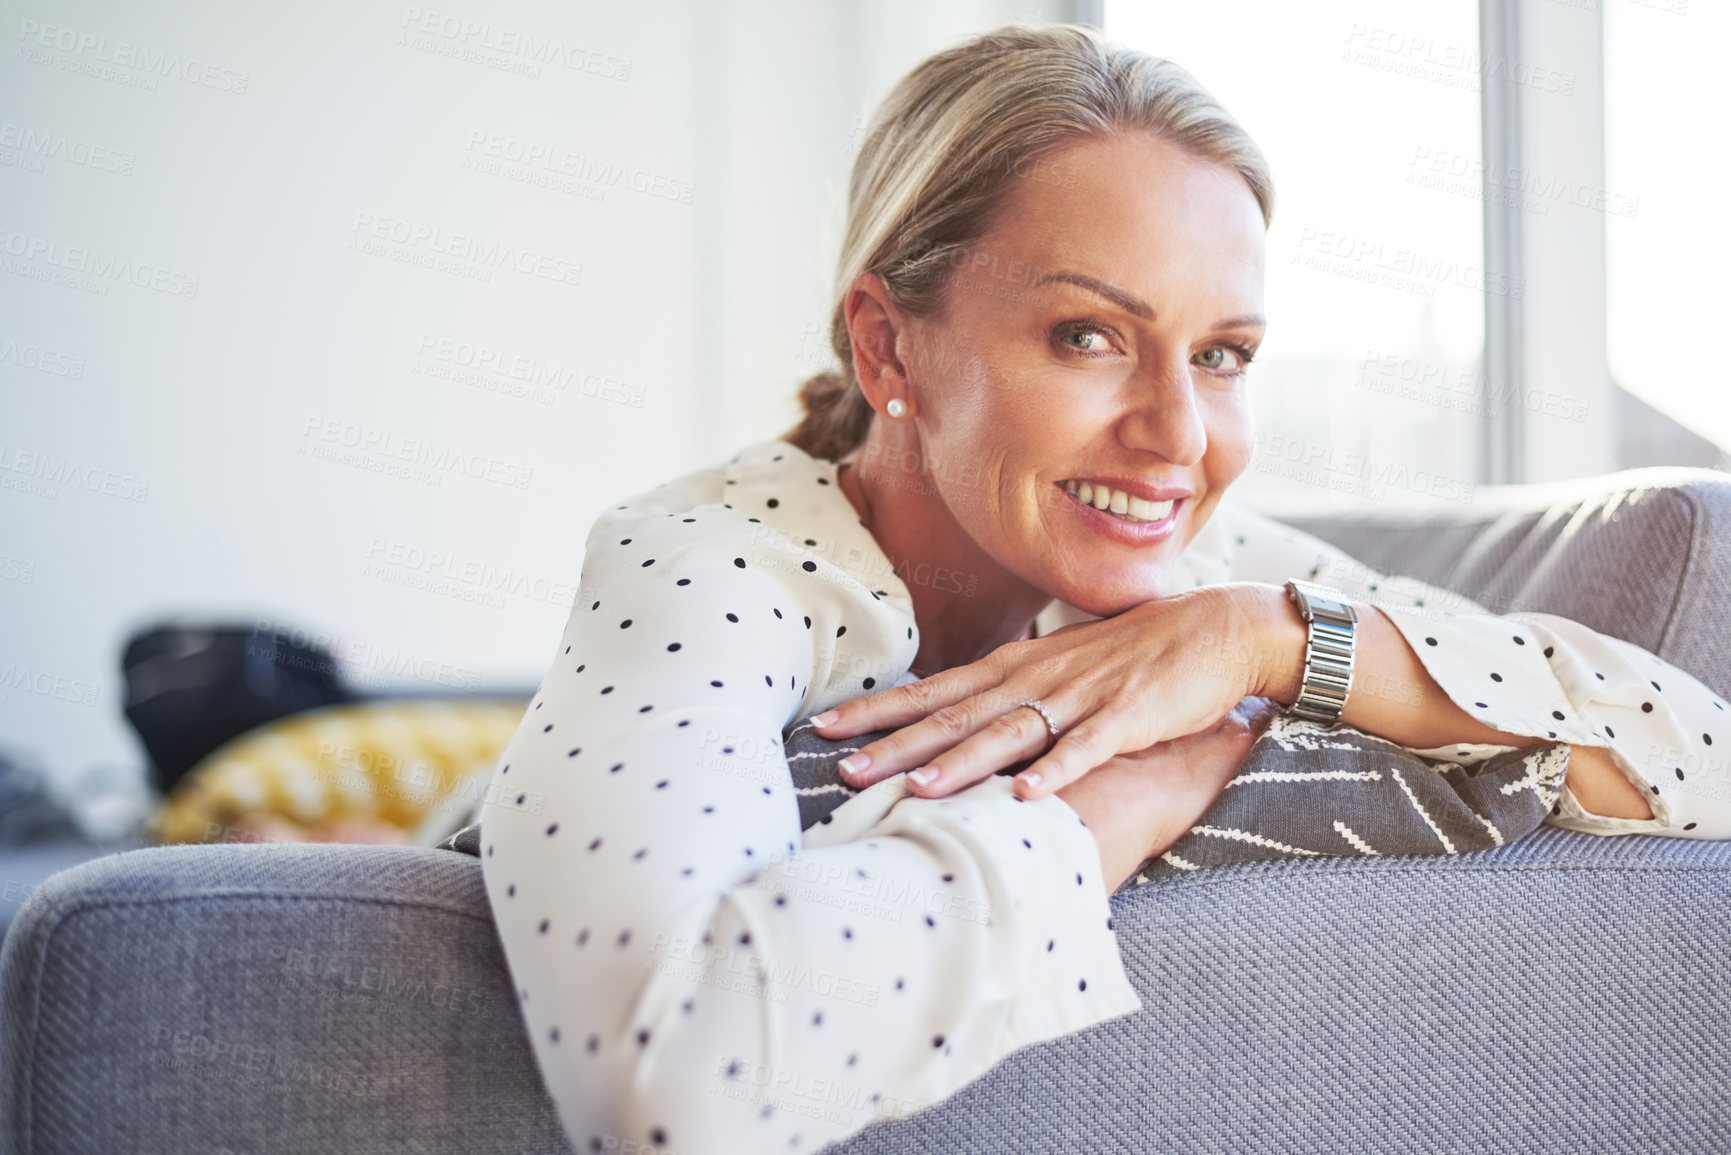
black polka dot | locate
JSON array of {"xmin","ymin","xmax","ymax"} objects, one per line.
[
  {"xmin": 734, "ymin": 557, "xmax": 746, "ymax": 568},
  {"xmin": 932, "ymin": 1035, "xmax": 944, "ymax": 1048},
  {"xmin": 1490, "ymin": 673, "xmax": 1503, "ymax": 682},
  {"xmin": 1642, "ymin": 703, "xmax": 1654, "ymax": 713},
  {"xmin": 589, "ymin": 837, "xmax": 602, "ymax": 851},
  {"xmin": 1652, "ymin": 681, "xmax": 1663, "ymax": 692},
  {"xmin": 802, "ymin": 561, "xmax": 817, "ymax": 572},
  {"xmin": 610, "ymin": 763, "xmax": 624, "ymax": 773},
  {"xmin": 667, "ymin": 642, "xmax": 682, "ymax": 652},
  {"xmin": 836, "ymin": 625, "xmax": 847, "ymax": 637},
  {"xmin": 863, "ymin": 677, "xmax": 876, "ymax": 689},
  {"xmin": 538, "ymin": 919, "xmax": 550, "ymax": 934},
  {"xmin": 676, "ymin": 578, "xmax": 691, "ymax": 586},
  {"xmin": 641, "ymin": 559, "xmax": 655, "ymax": 567},
  {"xmin": 637, "ymin": 1028, "xmax": 651, "ymax": 1046},
  {"xmin": 1552, "ymin": 711, "xmax": 1566, "ymax": 721},
  {"xmin": 1513, "ymin": 636, "xmax": 1526, "ymax": 645},
  {"xmin": 601, "ymin": 686, "xmax": 614, "ymax": 695},
  {"xmin": 1544, "ymin": 647, "xmax": 1554, "ymax": 658},
  {"xmin": 1078, "ymin": 979, "xmax": 1087, "ymax": 991},
  {"xmin": 1424, "ymin": 637, "xmax": 1438, "ymax": 647},
  {"xmin": 711, "ymin": 680, "xmax": 723, "ymax": 687},
  {"xmin": 1474, "ymin": 702, "xmax": 1488, "ymax": 709},
  {"xmin": 546, "ymin": 823, "xmax": 559, "ymax": 836},
  {"xmin": 726, "ymin": 612, "xmax": 739, "ymax": 622},
  {"xmin": 1606, "ymin": 726, "xmax": 1615, "ymax": 738},
  {"xmin": 567, "ymin": 749, "xmax": 580, "ymax": 758},
  {"xmin": 1677, "ymin": 767, "xmax": 1687, "ymax": 780},
  {"xmin": 620, "ymin": 619, "xmax": 632, "ymax": 629},
  {"xmin": 1706, "ymin": 734, "xmax": 1715, "ymax": 746},
  {"xmin": 767, "ymin": 498, "xmax": 779, "ymax": 508},
  {"xmin": 1686, "ymin": 822, "xmax": 1698, "ymax": 830},
  {"xmin": 651, "ymin": 1129, "xmax": 667, "ymax": 1146},
  {"xmin": 804, "ymin": 616, "xmax": 812, "ymax": 628}
]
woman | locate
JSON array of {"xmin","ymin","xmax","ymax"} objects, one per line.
[{"xmin": 482, "ymin": 24, "xmax": 1727, "ymax": 1154}]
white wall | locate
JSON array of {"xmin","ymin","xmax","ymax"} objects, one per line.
[{"xmin": 0, "ymin": 0, "xmax": 1067, "ymax": 790}]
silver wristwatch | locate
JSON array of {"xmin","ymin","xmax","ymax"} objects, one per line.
[{"xmin": 1283, "ymin": 579, "xmax": 1359, "ymax": 726}]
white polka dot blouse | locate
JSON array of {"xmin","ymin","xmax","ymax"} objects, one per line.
[{"xmin": 481, "ymin": 438, "xmax": 1729, "ymax": 1155}]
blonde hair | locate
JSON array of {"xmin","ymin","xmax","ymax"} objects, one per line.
[{"xmin": 782, "ymin": 23, "xmax": 1275, "ymax": 462}]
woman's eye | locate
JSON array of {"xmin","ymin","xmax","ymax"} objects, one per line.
[
  {"xmin": 1058, "ymin": 327, "xmax": 1112, "ymax": 353},
  {"xmin": 1193, "ymin": 346, "xmax": 1243, "ymax": 372}
]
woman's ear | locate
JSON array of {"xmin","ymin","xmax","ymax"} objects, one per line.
[{"xmin": 842, "ymin": 271, "xmax": 913, "ymax": 416}]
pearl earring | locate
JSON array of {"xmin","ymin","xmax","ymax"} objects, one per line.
[{"xmin": 886, "ymin": 398, "xmax": 907, "ymax": 419}]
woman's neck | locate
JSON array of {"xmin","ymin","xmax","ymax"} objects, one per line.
[{"xmin": 835, "ymin": 422, "xmax": 1052, "ymax": 678}]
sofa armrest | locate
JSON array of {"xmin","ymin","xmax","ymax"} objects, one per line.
[
  {"xmin": 6, "ymin": 834, "xmax": 1731, "ymax": 1154},
  {"xmin": 1272, "ymin": 465, "xmax": 1731, "ymax": 702},
  {"xmin": 0, "ymin": 844, "xmax": 571, "ymax": 1155}
]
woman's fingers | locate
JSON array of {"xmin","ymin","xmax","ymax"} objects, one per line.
[
  {"xmin": 896, "ymin": 698, "xmax": 1072, "ymax": 798},
  {"xmin": 1012, "ymin": 712, "xmax": 1129, "ymax": 800},
  {"xmin": 836, "ymin": 683, "xmax": 1031, "ymax": 787},
  {"xmin": 808, "ymin": 658, "xmax": 1000, "ymax": 738}
]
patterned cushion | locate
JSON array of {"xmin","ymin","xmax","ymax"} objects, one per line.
[
  {"xmin": 439, "ymin": 711, "xmax": 1571, "ymax": 887},
  {"xmin": 154, "ymin": 699, "xmax": 527, "ymax": 846}
]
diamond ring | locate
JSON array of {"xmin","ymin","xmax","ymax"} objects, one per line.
[{"xmin": 1017, "ymin": 698, "xmax": 1061, "ymax": 739}]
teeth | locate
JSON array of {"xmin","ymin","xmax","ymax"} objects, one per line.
[{"xmin": 1060, "ymin": 480, "xmax": 1176, "ymax": 524}]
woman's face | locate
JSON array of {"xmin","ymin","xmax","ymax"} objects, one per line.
[{"xmin": 899, "ymin": 130, "xmax": 1266, "ymax": 617}]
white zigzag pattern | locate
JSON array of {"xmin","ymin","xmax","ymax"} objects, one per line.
[
  {"xmin": 1467, "ymin": 805, "xmax": 1505, "ymax": 846},
  {"xmin": 1333, "ymin": 820, "xmax": 1379, "ymax": 855},
  {"xmin": 1390, "ymin": 765, "xmax": 1455, "ymax": 854},
  {"xmin": 1191, "ymin": 825, "xmax": 1323, "ymax": 856},
  {"xmin": 1227, "ymin": 769, "xmax": 1383, "ymax": 788},
  {"xmin": 1500, "ymin": 743, "xmax": 1571, "ymax": 805},
  {"xmin": 795, "ymin": 783, "xmax": 853, "ymax": 797},
  {"xmin": 788, "ymin": 746, "xmax": 859, "ymax": 762},
  {"xmin": 1159, "ymin": 851, "xmax": 1200, "ymax": 871}
]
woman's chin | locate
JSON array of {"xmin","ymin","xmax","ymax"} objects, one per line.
[{"xmin": 1045, "ymin": 569, "xmax": 1175, "ymax": 617}]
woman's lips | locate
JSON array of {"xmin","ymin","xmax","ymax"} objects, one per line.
[{"xmin": 1054, "ymin": 481, "xmax": 1183, "ymax": 542}]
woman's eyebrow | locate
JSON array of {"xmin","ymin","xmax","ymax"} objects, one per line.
[
  {"xmin": 1032, "ymin": 271, "xmax": 1154, "ymax": 320},
  {"xmin": 1032, "ymin": 271, "xmax": 1266, "ymax": 332}
]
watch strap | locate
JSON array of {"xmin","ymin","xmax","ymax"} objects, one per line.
[{"xmin": 1284, "ymin": 579, "xmax": 1358, "ymax": 726}]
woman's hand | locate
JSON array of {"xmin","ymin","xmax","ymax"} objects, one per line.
[
  {"xmin": 811, "ymin": 583, "xmax": 1292, "ymax": 801},
  {"xmin": 1054, "ymin": 696, "xmax": 1280, "ymax": 893}
]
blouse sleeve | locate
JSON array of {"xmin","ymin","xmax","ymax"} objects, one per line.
[
  {"xmin": 1217, "ymin": 500, "xmax": 1731, "ymax": 839},
  {"xmin": 481, "ymin": 505, "xmax": 1140, "ymax": 1155}
]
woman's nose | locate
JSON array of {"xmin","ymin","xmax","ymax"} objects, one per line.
[{"xmin": 1118, "ymin": 362, "xmax": 1208, "ymax": 467}]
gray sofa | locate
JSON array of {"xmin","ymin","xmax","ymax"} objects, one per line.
[{"xmin": 4, "ymin": 466, "xmax": 1730, "ymax": 1154}]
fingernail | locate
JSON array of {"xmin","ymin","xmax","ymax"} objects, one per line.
[
  {"xmin": 1020, "ymin": 771, "xmax": 1042, "ymax": 790},
  {"xmin": 812, "ymin": 710, "xmax": 839, "ymax": 727},
  {"xmin": 838, "ymin": 754, "xmax": 869, "ymax": 777},
  {"xmin": 908, "ymin": 766, "xmax": 935, "ymax": 786}
]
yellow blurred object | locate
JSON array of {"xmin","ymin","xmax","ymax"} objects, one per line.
[{"xmin": 150, "ymin": 698, "xmax": 528, "ymax": 847}]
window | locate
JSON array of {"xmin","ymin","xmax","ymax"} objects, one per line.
[
  {"xmin": 1105, "ymin": 0, "xmax": 1487, "ymax": 509},
  {"xmin": 1604, "ymin": 0, "xmax": 1731, "ymax": 452}
]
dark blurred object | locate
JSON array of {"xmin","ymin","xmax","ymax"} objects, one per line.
[
  {"xmin": 122, "ymin": 621, "xmax": 355, "ymax": 796},
  {"xmin": 0, "ymin": 750, "xmax": 87, "ymax": 846}
]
